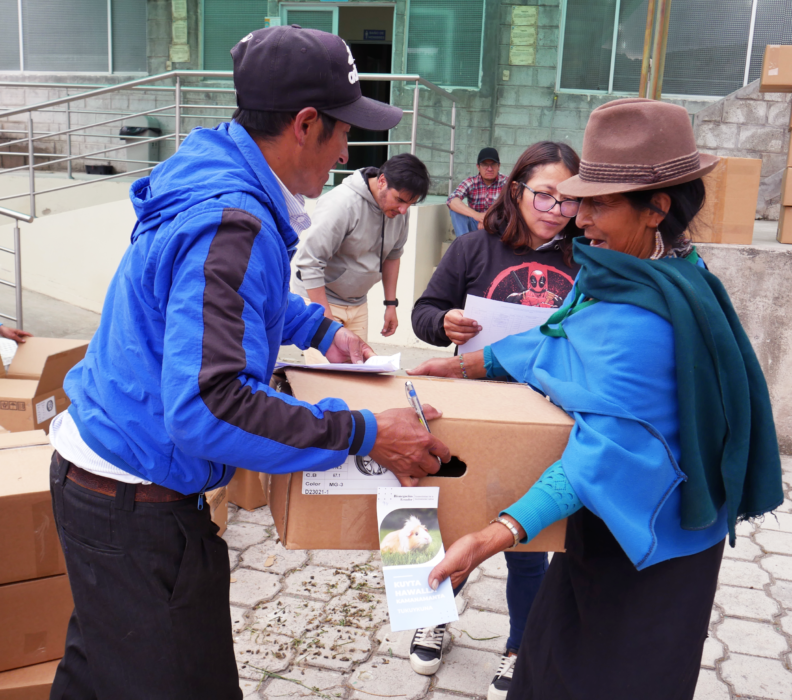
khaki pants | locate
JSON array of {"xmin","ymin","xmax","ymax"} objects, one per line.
[{"xmin": 303, "ymin": 301, "xmax": 369, "ymax": 364}]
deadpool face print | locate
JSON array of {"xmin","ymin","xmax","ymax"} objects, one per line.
[{"xmin": 486, "ymin": 262, "xmax": 574, "ymax": 308}]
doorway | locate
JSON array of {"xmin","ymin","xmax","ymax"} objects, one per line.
[
  {"xmin": 338, "ymin": 6, "xmax": 394, "ymax": 177},
  {"xmin": 279, "ymin": 4, "xmax": 396, "ymax": 182}
]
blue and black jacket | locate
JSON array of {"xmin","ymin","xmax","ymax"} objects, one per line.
[{"xmin": 64, "ymin": 121, "xmax": 377, "ymax": 495}]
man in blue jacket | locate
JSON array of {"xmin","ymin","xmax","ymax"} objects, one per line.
[{"xmin": 48, "ymin": 26, "xmax": 450, "ymax": 700}]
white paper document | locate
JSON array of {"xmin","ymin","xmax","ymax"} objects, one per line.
[
  {"xmin": 458, "ymin": 295, "xmax": 555, "ymax": 354},
  {"xmin": 276, "ymin": 353, "xmax": 401, "ymax": 374},
  {"xmin": 377, "ymin": 487, "xmax": 458, "ymax": 632},
  {"xmin": 302, "ymin": 455, "xmax": 399, "ymax": 495}
]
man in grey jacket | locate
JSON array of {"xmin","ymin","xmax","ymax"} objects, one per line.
[{"xmin": 294, "ymin": 154, "xmax": 430, "ymax": 361}]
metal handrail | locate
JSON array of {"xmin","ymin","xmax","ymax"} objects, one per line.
[
  {"xmin": 0, "ymin": 70, "xmax": 458, "ymax": 328},
  {"xmin": 0, "ymin": 71, "xmax": 455, "ymax": 119},
  {"xmin": 0, "ymin": 206, "xmax": 31, "ymax": 327}
]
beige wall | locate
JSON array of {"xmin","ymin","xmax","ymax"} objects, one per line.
[{"xmin": 0, "ymin": 198, "xmax": 135, "ymax": 314}]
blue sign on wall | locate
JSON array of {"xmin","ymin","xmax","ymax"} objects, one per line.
[{"xmin": 363, "ymin": 29, "xmax": 387, "ymax": 41}]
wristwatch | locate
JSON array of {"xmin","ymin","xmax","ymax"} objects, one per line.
[{"xmin": 383, "ymin": 299, "xmax": 399, "ymax": 307}]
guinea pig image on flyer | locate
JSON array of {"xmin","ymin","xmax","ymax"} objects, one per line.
[{"xmin": 380, "ymin": 516, "xmax": 433, "ymax": 554}]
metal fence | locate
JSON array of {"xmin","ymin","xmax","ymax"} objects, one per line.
[{"xmin": 0, "ymin": 70, "xmax": 457, "ymax": 328}]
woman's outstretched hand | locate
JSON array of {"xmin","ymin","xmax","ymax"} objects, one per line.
[
  {"xmin": 408, "ymin": 349, "xmax": 487, "ymax": 380},
  {"xmin": 428, "ymin": 519, "xmax": 519, "ymax": 591},
  {"xmin": 406, "ymin": 356, "xmax": 459, "ymax": 379}
]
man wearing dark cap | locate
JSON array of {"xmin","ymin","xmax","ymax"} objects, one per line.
[
  {"xmin": 447, "ymin": 147, "xmax": 507, "ymax": 236},
  {"xmin": 48, "ymin": 26, "xmax": 449, "ymax": 700}
]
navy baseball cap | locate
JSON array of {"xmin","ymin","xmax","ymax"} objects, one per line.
[
  {"xmin": 231, "ymin": 25, "xmax": 403, "ymax": 131},
  {"xmin": 477, "ymin": 147, "xmax": 500, "ymax": 164}
]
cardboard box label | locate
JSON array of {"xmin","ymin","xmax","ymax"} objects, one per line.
[
  {"xmin": 302, "ymin": 455, "xmax": 398, "ymax": 495},
  {"xmin": 0, "ymin": 401, "xmax": 25, "ymax": 412},
  {"xmin": 35, "ymin": 397, "xmax": 57, "ymax": 425}
]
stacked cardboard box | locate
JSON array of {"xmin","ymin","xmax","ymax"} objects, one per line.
[
  {"xmin": 0, "ymin": 338, "xmax": 88, "ymax": 433},
  {"xmin": 759, "ymin": 45, "xmax": 792, "ymax": 93},
  {"xmin": 206, "ymin": 486, "xmax": 229, "ymax": 536},
  {"xmin": 228, "ymin": 467, "xmax": 268, "ymax": 511},
  {"xmin": 779, "ymin": 148, "xmax": 792, "ymax": 244},
  {"xmin": 694, "ymin": 157, "xmax": 762, "ymax": 245},
  {"xmin": 0, "ymin": 432, "xmax": 72, "ymax": 696},
  {"xmin": 760, "ymin": 44, "xmax": 792, "ymax": 243},
  {"xmin": 270, "ymin": 370, "xmax": 572, "ymax": 552}
]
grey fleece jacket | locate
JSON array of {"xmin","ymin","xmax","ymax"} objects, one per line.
[{"xmin": 293, "ymin": 168, "xmax": 410, "ymax": 306}]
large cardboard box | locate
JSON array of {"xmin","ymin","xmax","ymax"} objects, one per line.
[
  {"xmin": 0, "ymin": 660, "xmax": 59, "ymax": 700},
  {"xmin": 694, "ymin": 157, "xmax": 761, "ymax": 245},
  {"xmin": 207, "ymin": 486, "xmax": 228, "ymax": 536},
  {"xmin": 0, "ymin": 575, "xmax": 72, "ymax": 673},
  {"xmin": 0, "ymin": 431, "xmax": 65, "ymax": 586},
  {"xmin": 782, "ymin": 168, "xmax": 792, "ymax": 207},
  {"xmin": 759, "ymin": 45, "xmax": 792, "ymax": 93},
  {"xmin": 228, "ymin": 468, "xmax": 268, "ymax": 511},
  {"xmin": 270, "ymin": 371, "xmax": 573, "ymax": 553},
  {"xmin": 0, "ymin": 338, "xmax": 88, "ymax": 433},
  {"xmin": 778, "ymin": 206, "xmax": 792, "ymax": 244}
]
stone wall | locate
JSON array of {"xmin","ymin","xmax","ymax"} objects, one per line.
[
  {"xmin": 694, "ymin": 80, "xmax": 792, "ymax": 220},
  {"xmin": 0, "ymin": 0, "xmax": 755, "ymax": 197}
]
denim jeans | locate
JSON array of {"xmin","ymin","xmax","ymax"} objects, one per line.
[
  {"xmin": 449, "ymin": 209, "xmax": 480, "ymax": 236},
  {"xmin": 452, "ymin": 550, "xmax": 549, "ymax": 652}
]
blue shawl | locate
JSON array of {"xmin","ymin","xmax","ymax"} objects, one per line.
[{"xmin": 490, "ymin": 240, "xmax": 783, "ymax": 568}]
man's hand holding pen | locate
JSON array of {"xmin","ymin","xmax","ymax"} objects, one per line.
[{"xmin": 370, "ymin": 406, "xmax": 450, "ymax": 487}]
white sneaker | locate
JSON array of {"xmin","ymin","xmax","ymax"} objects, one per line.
[
  {"xmin": 487, "ymin": 651, "xmax": 517, "ymax": 700},
  {"xmin": 409, "ymin": 625, "xmax": 446, "ymax": 675}
]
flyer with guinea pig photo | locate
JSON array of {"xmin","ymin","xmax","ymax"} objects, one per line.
[{"xmin": 377, "ymin": 486, "xmax": 458, "ymax": 632}]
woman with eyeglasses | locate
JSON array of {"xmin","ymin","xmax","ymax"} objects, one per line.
[{"xmin": 407, "ymin": 142, "xmax": 582, "ymax": 700}]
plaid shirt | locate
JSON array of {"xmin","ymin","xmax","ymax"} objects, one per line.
[{"xmin": 447, "ymin": 173, "xmax": 508, "ymax": 213}]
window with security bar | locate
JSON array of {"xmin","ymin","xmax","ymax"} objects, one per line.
[
  {"xmin": 406, "ymin": 0, "xmax": 486, "ymax": 89},
  {"xmin": 204, "ymin": 0, "xmax": 269, "ymax": 71},
  {"xmin": 0, "ymin": 0, "xmax": 146, "ymax": 73},
  {"xmin": 559, "ymin": 0, "xmax": 792, "ymax": 98}
]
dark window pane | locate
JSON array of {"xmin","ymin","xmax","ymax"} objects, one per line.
[
  {"xmin": 407, "ymin": 0, "xmax": 485, "ymax": 89},
  {"xmin": 112, "ymin": 0, "xmax": 147, "ymax": 73},
  {"xmin": 747, "ymin": 0, "xmax": 792, "ymax": 84}
]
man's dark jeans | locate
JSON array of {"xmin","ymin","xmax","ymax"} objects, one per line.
[{"xmin": 49, "ymin": 452, "xmax": 241, "ymax": 700}]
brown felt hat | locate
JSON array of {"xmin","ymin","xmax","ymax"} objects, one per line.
[{"xmin": 557, "ymin": 98, "xmax": 719, "ymax": 198}]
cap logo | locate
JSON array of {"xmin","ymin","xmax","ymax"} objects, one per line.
[
  {"xmin": 240, "ymin": 33, "xmax": 253, "ymax": 43},
  {"xmin": 344, "ymin": 42, "xmax": 359, "ymax": 85}
]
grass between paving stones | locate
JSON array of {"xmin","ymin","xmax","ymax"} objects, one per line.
[{"xmin": 242, "ymin": 665, "xmax": 343, "ymax": 699}]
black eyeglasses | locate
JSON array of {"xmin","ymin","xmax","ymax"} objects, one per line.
[{"xmin": 521, "ymin": 184, "xmax": 580, "ymax": 218}]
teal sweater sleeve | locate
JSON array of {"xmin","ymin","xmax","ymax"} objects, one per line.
[
  {"xmin": 484, "ymin": 345, "xmax": 509, "ymax": 379},
  {"xmin": 502, "ymin": 460, "xmax": 583, "ymax": 544}
]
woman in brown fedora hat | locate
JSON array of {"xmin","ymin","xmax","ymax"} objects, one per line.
[{"xmin": 406, "ymin": 98, "xmax": 784, "ymax": 699}]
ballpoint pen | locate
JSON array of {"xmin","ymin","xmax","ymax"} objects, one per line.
[{"xmin": 405, "ymin": 380, "xmax": 442, "ymax": 467}]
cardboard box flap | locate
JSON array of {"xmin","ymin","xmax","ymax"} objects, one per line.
[
  {"xmin": 0, "ymin": 659, "xmax": 59, "ymax": 695},
  {"xmin": 0, "ymin": 444, "xmax": 55, "ymax": 498},
  {"xmin": 283, "ymin": 370, "xmax": 574, "ymax": 427},
  {"xmin": 0, "ymin": 379, "xmax": 40, "ymax": 399},
  {"xmin": 6, "ymin": 338, "xmax": 88, "ymax": 394},
  {"xmin": 0, "ymin": 430, "xmax": 49, "ymax": 450}
]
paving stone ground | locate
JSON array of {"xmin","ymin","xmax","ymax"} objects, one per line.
[{"xmin": 224, "ymin": 456, "xmax": 792, "ymax": 700}]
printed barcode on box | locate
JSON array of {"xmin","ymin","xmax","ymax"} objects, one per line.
[{"xmin": 35, "ymin": 396, "xmax": 57, "ymax": 424}]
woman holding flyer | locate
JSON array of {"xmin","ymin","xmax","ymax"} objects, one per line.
[
  {"xmin": 408, "ymin": 143, "xmax": 582, "ymax": 700},
  {"xmin": 407, "ymin": 99, "xmax": 784, "ymax": 699}
]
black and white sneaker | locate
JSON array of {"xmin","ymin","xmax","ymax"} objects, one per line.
[
  {"xmin": 409, "ymin": 624, "xmax": 446, "ymax": 675},
  {"xmin": 487, "ymin": 650, "xmax": 517, "ymax": 700}
]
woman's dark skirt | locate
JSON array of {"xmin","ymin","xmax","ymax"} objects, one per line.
[{"xmin": 508, "ymin": 508, "xmax": 724, "ymax": 700}]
